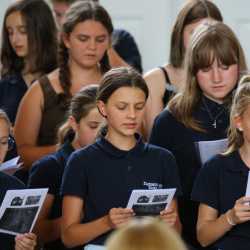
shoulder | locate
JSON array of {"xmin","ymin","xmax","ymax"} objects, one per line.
[
  {"xmin": 145, "ymin": 142, "xmax": 175, "ymax": 158},
  {"xmin": 0, "ymin": 172, "xmax": 24, "ymax": 190},
  {"xmin": 199, "ymin": 153, "xmax": 232, "ymax": 178},
  {"xmin": 113, "ymin": 28, "xmax": 134, "ymax": 40},
  {"xmin": 30, "ymin": 153, "xmax": 60, "ymax": 178}
]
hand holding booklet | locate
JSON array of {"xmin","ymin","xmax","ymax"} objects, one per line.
[
  {"xmin": 127, "ymin": 188, "xmax": 176, "ymax": 216},
  {"xmin": 0, "ymin": 188, "xmax": 48, "ymax": 235}
]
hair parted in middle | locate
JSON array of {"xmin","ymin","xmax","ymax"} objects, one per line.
[
  {"xmin": 97, "ymin": 67, "xmax": 149, "ymax": 104},
  {"xmin": 225, "ymin": 79, "xmax": 250, "ymax": 155},
  {"xmin": 168, "ymin": 20, "xmax": 247, "ymax": 132},
  {"xmin": 170, "ymin": 0, "xmax": 223, "ymax": 68},
  {"xmin": 1, "ymin": 0, "xmax": 58, "ymax": 77},
  {"xmin": 58, "ymin": 0, "xmax": 113, "ymax": 100}
]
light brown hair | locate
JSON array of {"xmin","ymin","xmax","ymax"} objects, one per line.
[
  {"xmin": 225, "ymin": 79, "xmax": 250, "ymax": 154},
  {"xmin": 170, "ymin": 0, "xmax": 223, "ymax": 68},
  {"xmin": 168, "ymin": 21, "xmax": 247, "ymax": 132}
]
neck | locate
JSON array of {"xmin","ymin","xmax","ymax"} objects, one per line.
[
  {"xmin": 239, "ymin": 143, "xmax": 250, "ymax": 168},
  {"xmin": 71, "ymin": 137, "xmax": 81, "ymax": 150},
  {"xmin": 105, "ymin": 131, "xmax": 137, "ymax": 151},
  {"xmin": 68, "ymin": 61, "xmax": 102, "ymax": 95}
]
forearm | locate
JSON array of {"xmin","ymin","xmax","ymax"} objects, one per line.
[
  {"xmin": 17, "ymin": 145, "xmax": 57, "ymax": 169},
  {"xmin": 62, "ymin": 215, "xmax": 112, "ymax": 248},
  {"xmin": 34, "ymin": 217, "xmax": 61, "ymax": 243},
  {"xmin": 197, "ymin": 211, "xmax": 233, "ymax": 247}
]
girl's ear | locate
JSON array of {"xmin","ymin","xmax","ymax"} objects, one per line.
[
  {"xmin": 97, "ymin": 100, "xmax": 107, "ymax": 118},
  {"xmin": 68, "ymin": 116, "xmax": 78, "ymax": 132},
  {"xmin": 234, "ymin": 115, "xmax": 243, "ymax": 131},
  {"xmin": 61, "ymin": 32, "xmax": 70, "ymax": 49}
]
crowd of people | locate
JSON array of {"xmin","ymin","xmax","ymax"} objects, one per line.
[{"xmin": 0, "ymin": 0, "xmax": 250, "ymax": 250}]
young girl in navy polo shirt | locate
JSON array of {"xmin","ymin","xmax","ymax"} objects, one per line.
[
  {"xmin": 192, "ymin": 80, "xmax": 250, "ymax": 250},
  {"xmin": 61, "ymin": 67, "xmax": 182, "ymax": 249},
  {"xmin": 28, "ymin": 85, "xmax": 104, "ymax": 250},
  {"xmin": 149, "ymin": 21, "xmax": 247, "ymax": 249},
  {"xmin": 0, "ymin": 109, "xmax": 36, "ymax": 250}
]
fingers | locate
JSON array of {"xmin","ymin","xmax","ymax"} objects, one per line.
[
  {"xmin": 15, "ymin": 233, "xmax": 36, "ymax": 250},
  {"xmin": 109, "ymin": 208, "xmax": 135, "ymax": 228},
  {"xmin": 160, "ymin": 208, "xmax": 177, "ymax": 226}
]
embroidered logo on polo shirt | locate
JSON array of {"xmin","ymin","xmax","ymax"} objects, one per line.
[{"xmin": 143, "ymin": 181, "xmax": 163, "ymax": 190}]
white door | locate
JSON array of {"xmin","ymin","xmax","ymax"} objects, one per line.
[
  {"xmin": 101, "ymin": 0, "xmax": 175, "ymax": 72},
  {"xmin": 102, "ymin": 0, "xmax": 250, "ymax": 73}
]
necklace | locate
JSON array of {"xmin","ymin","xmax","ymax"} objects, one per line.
[{"xmin": 202, "ymin": 98, "xmax": 225, "ymax": 129}]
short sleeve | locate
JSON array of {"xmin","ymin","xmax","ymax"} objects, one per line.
[
  {"xmin": 28, "ymin": 155, "xmax": 61, "ymax": 195},
  {"xmin": 160, "ymin": 149, "xmax": 182, "ymax": 197},
  {"xmin": 191, "ymin": 157, "xmax": 220, "ymax": 210},
  {"xmin": 61, "ymin": 150, "xmax": 88, "ymax": 199}
]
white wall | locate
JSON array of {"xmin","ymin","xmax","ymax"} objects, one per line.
[{"xmin": 0, "ymin": 1, "xmax": 250, "ymax": 73}]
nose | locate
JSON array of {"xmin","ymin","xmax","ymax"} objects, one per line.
[
  {"xmin": 212, "ymin": 66, "xmax": 222, "ymax": 83},
  {"xmin": 88, "ymin": 38, "xmax": 97, "ymax": 50},
  {"xmin": 11, "ymin": 30, "xmax": 21, "ymax": 45},
  {"xmin": 127, "ymin": 106, "xmax": 136, "ymax": 119}
]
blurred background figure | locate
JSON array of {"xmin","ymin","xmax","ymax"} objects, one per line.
[
  {"xmin": 50, "ymin": 0, "xmax": 143, "ymax": 72},
  {"xmin": 106, "ymin": 217, "xmax": 187, "ymax": 250}
]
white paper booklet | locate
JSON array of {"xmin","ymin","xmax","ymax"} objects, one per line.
[
  {"xmin": 84, "ymin": 244, "xmax": 106, "ymax": 250},
  {"xmin": 0, "ymin": 156, "xmax": 22, "ymax": 175},
  {"xmin": 127, "ymin": 188, "xmax": 176, "ymax": 216},
  {"xmin": 196, "ymin": 138, "xmax": 228, "ymax": 165},
  {"xmin": 245, "ymin": 171, "xmax": 250, "ymax": 197},
  {"xmin": 0, "ymin": 188, "xmax": 48, "ymax": 235}
]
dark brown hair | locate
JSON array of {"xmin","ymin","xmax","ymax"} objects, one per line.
[
  {"xmin": 58, "ymin": 0, "xmax": 113, "ymax": 99},
  {"xmin": 1, "ymin": 0, "xmax": 58, "ymax": 77},
  {"xmin": 97, "ymin": 67, "xmax": 149, "ymax": 104},
  {"xmin": 170, "ymin": 0, "xmax": 223, "ymax": 68}
]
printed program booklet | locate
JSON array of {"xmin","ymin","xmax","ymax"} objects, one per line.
[
  {"xmin": 127, "ymin": 188, "xmax": 176, "ymax": 216},
  {"xmin": 0, "ymin": 188, "xmax": 48, "ymax": 235},
  {"xmin": 195, "ymin": 138, "xmax": 228, "ymax": 165}
]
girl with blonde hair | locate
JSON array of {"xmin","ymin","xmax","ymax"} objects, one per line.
[
  {"xmin": 106, "ymin": 217, "xmax": 187, "ymax": 250},
  {"xmin": 192, "ymin": 81, "xmax": 250, "ymax": 250},
  {"xmin": 149, "ymin": 21, "xmax": 247, "ymax": 248}
]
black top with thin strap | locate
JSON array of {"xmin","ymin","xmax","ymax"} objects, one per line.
[
  {"xmin": 38, "ymin": 76, "xmax": 69, "ymax": 146},
  {"xmin": 159, "ymin": 67, "xmax": 177, "ymax": 106}
]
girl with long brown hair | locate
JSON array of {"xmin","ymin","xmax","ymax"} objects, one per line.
[{"xmin": 149, "ymin": 21, "xmax": 247, "ymax": 248}]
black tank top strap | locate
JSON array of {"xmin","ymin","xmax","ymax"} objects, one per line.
[{"xmin": 159, "ymin": 66, "xmax": 171, "ymax": 83}]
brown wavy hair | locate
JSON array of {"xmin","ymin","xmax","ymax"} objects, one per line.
[
  {"xmin": 168, "ymin": 21, "xmax": 247, "ymax": 132},
  {"xmin": 1, "ymin": 0, "xmax": 58, "ymax": 77},
  {"xmin": 170, "ymin": 0, "xmax": 222, "ymax": 68}
]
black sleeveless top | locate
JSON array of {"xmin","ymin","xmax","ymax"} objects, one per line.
[
  {"xmin": 38, "ymin": 76, "xmax": 69, "ymax": 146},
  {"xmin": 159, "ymin": 67, "xmax": 177, "ymax": 106}
]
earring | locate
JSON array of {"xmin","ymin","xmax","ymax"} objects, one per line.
[{"xmin": 238, "ymin": 127, "xmax": 243, "ymax": 132}]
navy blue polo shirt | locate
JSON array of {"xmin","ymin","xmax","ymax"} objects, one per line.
[
  {"xmin": 149, "ymin": 96, "xmax": 229, "ymax": 248},
  {"xmin": 28, "ymin": 139, "xmax": 74, "ymax": 250},
  {"xmin": 192, "ymin": 151, "xmax": 250, "ymax": 250},
  {"xmin": 112, "ymin": 29, "xmax": 142, "ymax": 73},
  {"xmin": 0, "ymin": 73, "xmax": 27, "ymax": 124},
  {"xmin": 61, "ymin": 135, "xmax": 181, "ymax": 247},
  {"xmin": 0, "ymin": 172, "xmax": 25, "ymax": 250}
]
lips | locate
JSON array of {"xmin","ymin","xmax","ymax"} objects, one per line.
[{"xmin": 123, "ymin": 123, "xmax": 137, "ymax": 129}]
